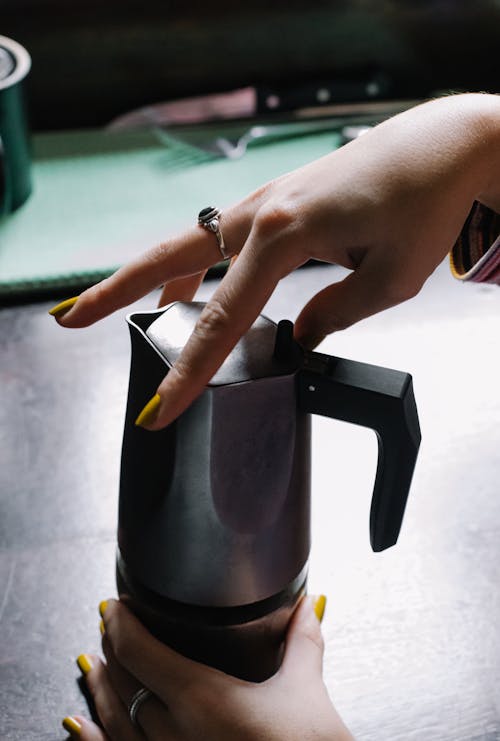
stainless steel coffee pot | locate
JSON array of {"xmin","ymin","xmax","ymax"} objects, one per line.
[{"xmin": 117, "ymin": 302, "xmax": 421, "ymax": 680}]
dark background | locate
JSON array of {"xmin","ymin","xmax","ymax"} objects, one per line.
[{"xmin": 3, "ymin": 0, "xmax": 500, "ymax": 130}]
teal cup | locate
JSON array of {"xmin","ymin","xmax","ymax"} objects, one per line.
[{"xmin": 0, "ymin": 35, "xmax": 32, "ymax": 216}]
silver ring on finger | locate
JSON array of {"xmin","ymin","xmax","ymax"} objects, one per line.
[
  {"xmin": 128, "ymin": 686, "xmax": 153, "ymax": 728},
  {"xmin": 198, "ymin": 206, "xmax": 231, "ymax": 260}
]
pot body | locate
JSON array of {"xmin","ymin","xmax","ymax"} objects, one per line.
[
  {"xmin": 116, "ymin": 555, "xmax": 306, "ymax": 681},
  {"xmin": 117, "ymin": 307, "xmax": 311, "ymax": 680}
]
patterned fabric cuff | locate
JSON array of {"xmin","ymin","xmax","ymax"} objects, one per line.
[{"xmin": 450, "ymin": 202, "xmax": 500, "ymax": 284}]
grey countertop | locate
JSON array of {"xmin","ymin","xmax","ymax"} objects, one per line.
[{"xmin": 1, "ymin": 259, "xmax": 499, "ymax": 740}]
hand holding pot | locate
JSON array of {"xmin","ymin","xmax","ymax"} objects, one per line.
[{"xmin": 62, "ymin": 597, "xmax": 353, "ymax": 741}]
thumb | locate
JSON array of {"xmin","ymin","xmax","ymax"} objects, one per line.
[
  {"xmin": 294, "ymin": 256, "xmax": 416, "ymax": 348},
  {"xmin": 279, "ymin": 595, "xmax": 327, "ymax": 679}
]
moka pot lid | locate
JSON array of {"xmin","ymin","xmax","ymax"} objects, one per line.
[{"xmin": 145, "ymin": 301, "xmax": 293, "ymax": 386}]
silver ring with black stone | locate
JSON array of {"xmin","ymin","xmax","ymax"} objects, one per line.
[{"xmin": 198, "ymin": 206, "xmax": 231, "ymax": 260}]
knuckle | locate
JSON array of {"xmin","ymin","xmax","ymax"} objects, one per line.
[
  {"xmin": 86, "ymin": 675, "xmax": 122, "ymax": 736},
  {"xmin": 86, "ymin": 275, "xmax": 113, "ymax": 304},
  {"xmin": 195, "ymin": 299, "xmax": 232, "ymax": 339},
  {"xmin": 325, "ymin": 310, "xmax": 351, "ymax": 333},
  {"xmin": 145, "ymin": 240, "xmax": 169, "ymax": 266},
  {"xmin": 246, "ymin": 172, "xmax": 289, "ymax": 205},
  {"xmin": 105, "ymin": 613, "xmax": 127, "ymax": 664},
  {"xmin": 384, "ymin": 276, "xmax": 422, "ymax": 305},
  {"xmin": 84, "ymin": 669, "xmax": 98, "ymax": 696},
  {"xmin": 101, "ymin": 636, "xmax": 112, "ymax": 664},
  {"xmin": 96, "ymin": 701, "xmax": 117, "ymax": 732},
  {"xmin": 300, "ymin": 620, "xmax": 325, "ymax": 654},
  {"xmin": 254, "ymin": 200, "xmax": 298, "ymax": 240},
  {"xmin": 246, "ymin": 181, "xmax": 272, "ymax": 205},
  {"xmin": 111, "ymin": 632, "xmax": 129, "ymax": 666},
  {"xmin": 169, "ymin": 358, "xmax": 193, "ymax": 387},
  {"xmin": 178, "ymin": 681, "xmax": 217, "ymax": 717},
  {"xmin": 97, "ymin": 701, "xmax": 128, "ymax": 740}
]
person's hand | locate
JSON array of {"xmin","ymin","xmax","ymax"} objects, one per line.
[
  {"xmin": 61, "ymin": 596, "xmax": 354, "ymax": 741},
  {"xmin": 50, "ymin": 93, "xmax": 500, "ymax": 430}
]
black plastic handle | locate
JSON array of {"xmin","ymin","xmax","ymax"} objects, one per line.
[{"xmin": 273, "ymin": 320, "xmax": 421, "ymax": 551}]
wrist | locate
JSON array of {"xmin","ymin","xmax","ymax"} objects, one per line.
[{"xmin": 470, "ymin": 93, "xmax": 500, "ymax": 212}]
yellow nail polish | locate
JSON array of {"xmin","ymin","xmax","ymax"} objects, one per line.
[
  {"xmin": 62, "ymin": 716, "xmax": 82, "ymax": 736},
  {"xmin": 313, "ymin": 595, "xmax": 327, "ymax": 623},
  {"xmin": 99, "ymin": 618, "xmax": 105, "ymax": 635},
  {"xmin": 48, "ymin": 296, "xmax": 79, "ymax": 317},
  {"xmin": 99, "ymin": 599, "xmax": 108, "ymax": 617},
  {"xmin": 135, "ymin": 394, "xmax": 161, "ymax": 427},
  {"xmin": 76, "ymin": 653, "xmax": 93, "ymax": 675}
]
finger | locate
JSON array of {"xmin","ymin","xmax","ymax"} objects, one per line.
[
  {"xmin": 82, "ymin": 655, "xmax": 144, "ymax": 741},
  {"xmin": 101, "ymin": 637, "xmax": 144, "ymax": 703},
  {"xmin": 102, "ymin": 635, "xmax": 176, "ymax": 738},
  {"xmin": 53, "ymin": 206, "xmax": 248, "ymax": 328},
  {"xmin": 139, "ymin": 227, "xmax": 296, "ymax": 430},
  {"xmin": 62, "ymin": 715, "xmax": 108, "ymax": 740},
  {"xmin": 102, "ymin": 600, "xmax": 220, "ymax": 708},
  {"xmin": 294, "ymin": 250, "xmax": 420, "ymax": 348},
  {"xmin": 157, "ymin": 269, "xmax": 208, "ymax": 307},
  {"xmin": 52, "ymin": 227, "xmax": 211, "ymax": 327},
  {"xmin": 277, "ymin": 595, "xmax": 326, "ymax": 680}
]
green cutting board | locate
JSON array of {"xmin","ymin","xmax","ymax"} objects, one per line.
[{"xmin": 0, "ymin": 127, "xmax": 340, "ymax": 299}]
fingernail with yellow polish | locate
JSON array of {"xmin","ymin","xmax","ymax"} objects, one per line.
[
  {"xmin": 62, "ymin": 716, "xmax": 82, "ymax": 737},
  {"xmin": 76, "ymin": 653, "xmax": 93, "ymax": 675},
  {"xmin": 99, "ymin": 618, "xmax": 105, "ymax": 635},
  {"xmin": 48, "ymin": 296, "xmax": 79, "ymax": 317},
  {"xmin": 313, "ymin": 594, "xmax": 327, "ymax": 623},
  {"xmin": 135, "ymin": 393, "xmax": 161, "ymax": 428},
  {"xmin": 99, "ymin": 599, "xmax": 108, "ymax": 617}
]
